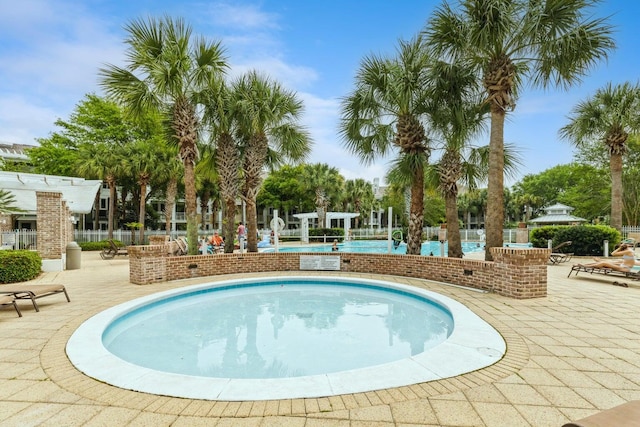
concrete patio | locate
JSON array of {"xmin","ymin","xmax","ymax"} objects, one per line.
[{"xmin": 1, "ymin": 250, "xmax": 640, "ymax": 426}]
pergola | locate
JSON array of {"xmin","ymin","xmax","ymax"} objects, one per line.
[{"xmin": 293, "ymin": 212, "xmax": 360, "ymax": 243}]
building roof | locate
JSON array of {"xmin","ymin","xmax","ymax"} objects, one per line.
[
  {"xmin": 530, "ymin": 203, "xmax": 587, "ymax": 224},
  {"xmin": 1, "ymin": 171, "xmax": 102, "ymax": 214}
]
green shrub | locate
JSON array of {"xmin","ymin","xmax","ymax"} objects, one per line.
[
  {"xmin": 309, "ymin": 228, "xmax": 344, "ymax": 237},
  {"xmin": 530, "ymin": 225, "xmax": 621, "ymax": 256},
  {"xmin": 0, "ymin": 250, "xmax": 42, "ymax": 283},
  {"xmin": 78, "ymin": 240, "xmax": 124, "ymax": 251}
]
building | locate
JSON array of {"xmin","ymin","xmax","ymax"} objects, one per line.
[{"xmin": 529, "ymin": 203, "xmax": 587, "ymax": 226}]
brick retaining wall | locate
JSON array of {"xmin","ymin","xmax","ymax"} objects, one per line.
[{"xmin": 129, "ymin": 245, "xmax": 551, "ymax": 299}]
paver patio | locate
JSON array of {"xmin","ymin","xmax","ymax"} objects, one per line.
[{"xmin": 1, "ymin": 250, "xmax": 640, "ymax": 426}]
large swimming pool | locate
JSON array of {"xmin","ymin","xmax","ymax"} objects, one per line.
[
  {"xmin": 67, "ymin": 276, "xmax": 505, "ymax": 401},
  {"xmin": 264, "ymin": 240, "xmax": 531, "ymax": 255},
  {"xmin": 265, "ymin": 240, "xmax": 484, "ymax": 255}
]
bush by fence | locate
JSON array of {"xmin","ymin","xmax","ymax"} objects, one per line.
[
  {"xmin": 530, "ymin": 225, "xmax": 621, "ymax": 256},
  {"xmin": 0, "ymin": 250, "xmax": 42, "ymax": 283}
]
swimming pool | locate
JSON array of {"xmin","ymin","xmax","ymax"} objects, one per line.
[
  {"xmin": 265, "ymin": 240, "xmax": 483, "ymax": 255},
  {"xmin": 67, "ymin": 276, "xmax": 505, "ymax": 400},
  {"xmin": 264, "ymin": 240, "xmax": 531, "ymax": 255}
]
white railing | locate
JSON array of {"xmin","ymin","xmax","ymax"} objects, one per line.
[{"xmin": 11, "ymin": 225, "xmax": 633, "ymax": 250}]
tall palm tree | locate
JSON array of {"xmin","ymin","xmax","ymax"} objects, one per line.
[
  {"xmin": 424, "ymin": 0, "xmax": 615, "ymax": 260},
  {"xmin": 125, "ymin": 140, "xmax": 163, "ymax": 243},
  {"xmin": 559, "ymin": 82, "xmax": 640, "ymax": 230},
  {"xmin": 303, "ymin": 163, "xmax": 344, "ymax": 228},
  {"xmin": 99, "ymin": 16, "xmax": 228, "ymax": 254},
  {"xmin": 426, "ymin": 60, "xmax": 488, "ymax": 258},
  {"xmin": 344, "ymin": 179, "xmax": 375, "ymax": 229},
  {"xmin": 76, "ymin": 143, "xmax": 125, "ymax": 239},
  {"xmin": 340, "ymin": 36, "xmax": 432, "ymax": 255},
  {"xmin": 153, "ymin": 144, "xmax": 183, "ymax": 234},
  {"xmin": 232, "ymin": 71, "xmax": 311, "ymax": 252}
]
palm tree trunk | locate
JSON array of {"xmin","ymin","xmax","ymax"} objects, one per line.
[
  {"xmin": 485, "ymin": 109, "xmax": 506, "ymax": 261},
  {"xmin": 245, "ymin": 197, "xmax": 258, "ymax": 251},
  {"xmin": 108, "ymin": 178, "xmax": 116, "ymax": 240},
  {"xmin": 611, "ymin": 153, "xmax": 623, "ymax": 230},
  {"xmin": 223, "ymin": 198, "xmax": 236, "ymax": 253},
  {"xmin": 138, "ymin": 182, "xmax": 147, "ymax": 244},
  {"xmin": 165, "ymin": 178, "xmax": 177, "ymax": 235},
  {"xmin": 407, "ymin": 166, "xmax": 424, "ymax": 255},
  {"xmin": 184, "ymin": 160, "xmax": 199, "ymax": 254},
  {"xmin": 445, "ymin": 191, "xmax": 463, "ymax": 258}
]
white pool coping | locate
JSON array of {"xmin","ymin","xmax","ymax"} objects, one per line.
[{"xmin": 66, "ymin": 276, "xmax": 506, "ymax": 401}]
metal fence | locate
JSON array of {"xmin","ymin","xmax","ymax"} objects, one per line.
[{"xmin": 4, "ymin": 226, "xmax": 637, "ymax": 250}]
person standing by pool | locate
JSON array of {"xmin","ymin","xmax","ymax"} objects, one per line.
[
  {"xmin": 237, "ymin": 222, "xmax": 246, "ymax": 253},
  {"xmin": 332, "ymin": 239, "xmax": 339, "ymax": 251}
]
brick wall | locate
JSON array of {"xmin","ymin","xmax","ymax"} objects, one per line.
[
  {"xmin": 129, "ymin": 246, "xmax": 551, "ymax": 299},
  {"xmin": 36, "ymin": 192, "xmax": 64, "ymax": 259}
]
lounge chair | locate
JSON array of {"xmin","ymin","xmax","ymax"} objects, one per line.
[
  {"xmin": 100, "ymin": 239, "xmax": 128, "ymax": 259},
  {"xmin": 568, "ymin": 264, "xmax": 640, "ymax": 282},
  {"xmin": 563, "ymin": 399, "xmax": 640, "ymax": 426},
  {"xmin": 0, "ymin": 294, "xmax": 22, "ymax": 317},
  {"xmin": 0, "ymin": 284, "xmax": 70, "ymax": 312},
  {"xmin": 549, "ymin": 241, "xmax": 573, "ymax": 265}
]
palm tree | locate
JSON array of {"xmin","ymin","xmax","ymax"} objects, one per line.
[
  {"xmin": 232, "ymin": 71, "xmax": 311, "ymax": 252},
  {"xmin": 153, "ymin": 145, "xmax": 183, "ymax": 234},
  {"xmin": 344, "ymin": 179, "xmax": 375, "ymax": 229},
  {"xmin": 124, "ymin": 140, "xmax": 163, "ymax": 243},
  {"xmin": 99, "ymin": 16, "xmax": 228, "ymax": 254},
  {"xmin": 0, "ymin": 189, "xmax": 21, "ymax": 214},
  {"xmin": 425, "ymin": 60, "xmax": 488, "ymax": 257},
  {"xmin": 303, "ymin": 164, "xmax": 344, "ymax": 228},
  {"xmin": 340, "ymin": 36, "xmax": 433, "ymax": 255},
  {"xmin": 424, "ymin": 0, "xmax": 615, "ymax": 260},
  {"xmin": 559, "ymin": 82, "xmax": 640, "ymax": 230},
  {"xmin": 76, "ymin": 143, "xmax": 125, "ymax": 239}
]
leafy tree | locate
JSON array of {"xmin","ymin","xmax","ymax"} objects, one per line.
[
  {"xmin": 511, "ymin": 163, "xmax": 609, "ymax": 222},
  {"xmin": 100, "ymin": 16, "xmax": 228, "ymax": 254},
  {"xmin": 257, "ymin": 165, "xmax": 313, "ymax": 216},
  {"xmin": 560, "ymin": 82, "xmax": 640, "ymax": 230},
  {"xmin": 340, "ymin": 36, "xmax": 433, "ymax": 255},
  {"xmin": 424, "ymin": 0, "xmax": 615, "ymax": 260}
]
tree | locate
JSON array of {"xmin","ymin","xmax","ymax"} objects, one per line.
[
  {"xmin": 343, "ymin": 179, "xmax": 375, "ymax": 228},
  {"xmin": 302, "ymin": 163, "xmax": 345, "ymax": 228},
  {"xmin": 425, "ymin": 60, "xmax": 489, "ymax": 257},
  {"xmin": 0, "ymin": 189, "xmax": 22, "ymax": 214},
  {"xmin": 340, "ymin": 36, "xmax": 433, "ymax": 255},
  {"xmin": 232, "ymin": 71, "xmax": 311, "ymax": 251},
  {"xmin": 100, "ymin": 16, "xmax": 228, "ymax": 254},
  {"xmin": 424, "ymin": 0, "xmax": 615, "ymax": 260},
  {"xmin": 559, "ymin": 82, "xmax": 640, "ymax": 230},
  {"xmin": 257, "ymin": 165, "xmax": 313, "ymax": 215}
]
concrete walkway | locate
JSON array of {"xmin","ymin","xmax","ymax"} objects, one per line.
[{"xmin": 1, "ymin": 251, "xmax": 640, "ymax": 426}]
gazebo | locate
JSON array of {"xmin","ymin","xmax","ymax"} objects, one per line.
[
  {"xmin": 293, "ymin": 212, "xmax": 360, "ymax": 243},
  {"xmin": 529, "ymin": 203, "xmax": 587, "ymax": 226}
]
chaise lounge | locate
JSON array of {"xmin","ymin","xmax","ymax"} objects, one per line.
[
  {"xmin": 0, "ymin": 295, "xmax": 22, "ymax": 317},
  {"xmin": 0, "ymin": 284, "xmax": 70, "ymax": 312},
  {"xmin": 549, "ymin": 241, "xmax": 573, "ymax": 264},
  {"xmin": 100, "ymin": 239, "xmax": 129, "ymax": 259},
  {"xmin": 568, "ymin": 264, "xmax": 640, "ymax": 282},
  {"xmin": 563, "ymin": 399, "xmax": 640, "ymax": 426}
]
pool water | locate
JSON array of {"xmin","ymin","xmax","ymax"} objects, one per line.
[
  {"xmin": 67, "ymin": 276, "xmax": 506, "ymax": 400},
  {"xmin": 265, "ymin": 240, "xmax": 531, "ymax": 255},
  {"xmin": 103, "ymin": 279, "xmax": 453, "ymax": 379}
]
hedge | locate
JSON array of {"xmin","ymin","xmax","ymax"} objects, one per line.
[{"xmin": 0, "ymin": 250, "xmax": 42, "ymax": 283}]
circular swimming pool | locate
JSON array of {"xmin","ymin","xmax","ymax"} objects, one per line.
[{"xmin": 67, "ymin": 276, "xmax": 505, "ymax": 400}]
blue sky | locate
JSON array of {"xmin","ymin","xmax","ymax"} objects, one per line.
[{"xmin": 0, "ymin": 0, "xmax": 638, "ymax": 186}]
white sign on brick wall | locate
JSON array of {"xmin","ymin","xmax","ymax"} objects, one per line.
[{"xmin": 299, "ymin": 255, "xmax": 341, "ymax": 271}]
